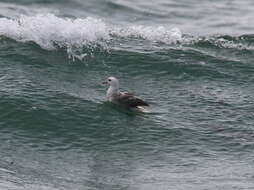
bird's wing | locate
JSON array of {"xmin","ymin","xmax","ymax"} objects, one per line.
[
  {"xmin": 121, "ymin": 91, "xmax": 134, "ymax": 96},
  {"xmin": 116, "ymin": 92, "xmax": 149, "ymax": 107}
]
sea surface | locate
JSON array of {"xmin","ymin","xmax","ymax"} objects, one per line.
[{"xmin": 0, "ymin": 0, "xmax": 254, "ymax": 190}]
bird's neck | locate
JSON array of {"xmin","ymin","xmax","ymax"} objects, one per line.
[{"xmin": 107, "ymin": 86, "xmax": 119, "ymax": 100}]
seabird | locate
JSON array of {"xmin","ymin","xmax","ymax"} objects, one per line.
[{"xmin": 103, "ymin": 76, "xmax": 149, "ymax": 110}]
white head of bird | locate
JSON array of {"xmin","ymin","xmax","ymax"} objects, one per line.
[{"xmin": 103, "ymin": 76, "xmax": 120, "ymax": 100}]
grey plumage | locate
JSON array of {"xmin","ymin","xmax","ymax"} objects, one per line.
[
  {"xmin": 103, "ymin": 77, "xmax": 149, "ymax": 109},
  {"xmin": 115, "ymin": 92, "xmax": 149, "ymax": 108}
]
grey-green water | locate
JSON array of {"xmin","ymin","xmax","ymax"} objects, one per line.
[{"xmin": 0, "ymin": 1, "xmax": 254, "ymax": 189}]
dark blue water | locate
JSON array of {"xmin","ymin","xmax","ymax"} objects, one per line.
[{"xmin": 0, "ymin": 0, "xmax": 254, "ymax": 189}]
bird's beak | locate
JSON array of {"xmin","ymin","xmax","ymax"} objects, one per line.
[{"xmin": 102, "ymin": 81, "xmax": 108, "ymax": 85}]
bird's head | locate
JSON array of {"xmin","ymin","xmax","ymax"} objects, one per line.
[{"xmin": 102, "ymin": 76, "xmax": 119, "ymax": 88}]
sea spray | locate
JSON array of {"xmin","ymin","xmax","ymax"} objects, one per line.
[{"xmin": 0, "ymin": 14, "xmax": 182, "ymax": 60}]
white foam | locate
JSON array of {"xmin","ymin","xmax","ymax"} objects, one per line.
[
  {"xmin": 214, "ymin": 38, "xmax": 254, "ymax": 50},
  {"xmin": 112, "ymin": 25, "xmax": 182, "ymax": 44},
  {"xmin": 0, "ymin": 14, "xmax": 182, "ymax": 59},
  {"xmin": 181, "ymin": 36, "xmax": 254, "ymax": 51},
  {"xmin": 0, "ymin": 14, "xmax": 109, "ymax": 49}
]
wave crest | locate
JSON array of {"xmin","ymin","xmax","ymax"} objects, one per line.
[
  {"xmin": 183, "ymin": 34, "xmax": 254, "ymax": 51},
  {"xmin": 0, "ymin": 14, "xmax": 109, "ymax": 50},
  {"xmin": 112, "ymin": 26, "xmax": 182, "ymax": 44},
  {"xmin": 0, "ymin": 14, "xmax": 182, "ymax": 60}
]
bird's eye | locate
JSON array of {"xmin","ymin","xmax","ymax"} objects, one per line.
[{"xmin": 108, "ymin": 79, "xmax": 111, "ymax": 82}]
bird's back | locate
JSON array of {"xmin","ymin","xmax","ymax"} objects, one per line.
[{"xmin": 115, "ymin": 92, "xmax": 149, "ymax": 108}]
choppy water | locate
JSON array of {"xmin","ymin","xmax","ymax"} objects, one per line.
[{"xmin": 0, "ymin": 0, "xmax": 254, "ymax": 190}]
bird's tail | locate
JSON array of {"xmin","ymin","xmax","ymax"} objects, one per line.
[{"xmin": 135, "ymin": 106, "xmax": 151, "ymax": 113}]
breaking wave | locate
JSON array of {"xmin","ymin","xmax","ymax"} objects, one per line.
[
  {"xmin": 0, "ymin": 14, "xmax": 182, "ymax": 59},
  {"xmin": 1, "ymin": 13, "xmax": 254, "ymax": 62}
]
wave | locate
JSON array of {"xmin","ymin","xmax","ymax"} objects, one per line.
[
  {"xmin": 0, "ymin": 14, "xmax": 109, "ymax": 49},
  {"xmin": 0, "ymin": 14, "xmax": 182, "ymax": 59},
  {"xmin": 183, "ymin": 34, "xmax": 254, "ymax": 51},
  {"xmin": 1, "ymin": 13, "xmax": 254, "ymax": 62},
  {"xmin": 111, "ymin": 25, "xmax": 181, "ymax": 44}
]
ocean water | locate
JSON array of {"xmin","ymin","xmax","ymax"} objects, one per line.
[{"xmin": 0, "ymin": 0, "xmax": 254, "ymax": 189}]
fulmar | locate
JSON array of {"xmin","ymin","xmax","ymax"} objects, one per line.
[{"xmin": 103, "ymin": 76, "xmax": 149, "ymax": 110}]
